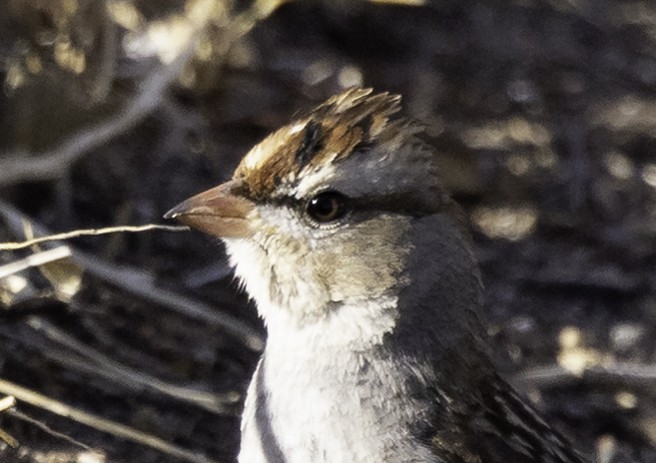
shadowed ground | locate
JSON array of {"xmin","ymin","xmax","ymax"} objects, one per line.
[{"xmin": 0, "ymin": 1, "xmax": 655, "ymax": 461}]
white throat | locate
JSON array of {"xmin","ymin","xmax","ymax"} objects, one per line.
[
  {"xmin": 238, "ymin": 295, "xmax": 438, "ymax": 463},
  {"xmin": 265, "ymin": 295, "xmax": 399, "ymax": 352},
  {"xmin": 224, "ymin": 236, "xmax": 404, "ymax": 350}
]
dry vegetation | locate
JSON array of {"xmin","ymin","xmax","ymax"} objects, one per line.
[{"xmin": 1, "ymin": 0, "xmax": 656, "ymax": 461}]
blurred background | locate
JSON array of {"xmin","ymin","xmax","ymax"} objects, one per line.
[{"xmin": 1, "ymin": 0, "xmax": 656, "ymax": 461}]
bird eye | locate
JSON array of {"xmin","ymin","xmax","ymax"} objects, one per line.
[{"xmin": 306, "ymin": 191, "xmax": 350, "ymax": 223}]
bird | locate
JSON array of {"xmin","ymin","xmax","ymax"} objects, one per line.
[{"xmin": 165, "ymin": 88, "xmax": 588, "ymax": 463}]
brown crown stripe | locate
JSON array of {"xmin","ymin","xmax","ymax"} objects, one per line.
[
  {"xmin": 235, "ymin": 88, "xmax": 407, "ymax": 201},
  {"xmin": 295, "ymin": 120, "xmax": 324, "ymax": 167}
]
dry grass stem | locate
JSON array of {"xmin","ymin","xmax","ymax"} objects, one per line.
[
  {"xmin": 0, "ymin": 428, "xmax": 19, "ymax": 449},
  {"xmin": 0, "ymin": 0, "xmax": 210, "ymax": 187},
  {"xmin": 0, "ymin": 396, "xmax": 16, "ymax": 412},
  {"xmin": 0, "ymin": 224, "xmax": 189, "ymax": 251},
  {"xmin": 9, "ymin": 409, "xmax": 92, "ymax": 450},
  {"xmin": 26, "ymin": 317, "xmax": 238, "ymax": 414},
  {"xmin": 0, "ymin": 378, "xmax": 219, "ymax": 463},
  {"xmin": 0, "ymin": 0, "xmax": 288, "ymax": 188},
  {"xmin": 0, "ymin": 200, "xmax": 264, "ymax": 351},
  {"xmin": 517, "ymin": 363, "xmax": 656, "ymax": 390},
  {"xmin": 0, "ymin": 396, "xmax": 18, "ymax": 449},
  {"xmin": 0, "ymin": 246, "xmax": 71, "ymax": 278}
]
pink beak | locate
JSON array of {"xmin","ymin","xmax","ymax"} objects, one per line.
[{"xmin": 164, "ymin": 180, "xmax": 255, "ymax": 238}]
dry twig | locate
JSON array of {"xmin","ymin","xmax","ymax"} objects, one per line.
[
  {"xmin": 0, "ymin": 378, "xmax": 218, "ymax": 463},
  {"xmin": 0, "ymin": 199, "xmax": 264, "ymax": 351},
  {"xmin": 0, "ymin": 225, "xmax": 188, "ymax": 251},
  {"xmin": 26, "ymin": 317, "xmax": 239, "ymax": 414},
  {"xmin": 0, "ymin": 246, "xmax": 71, "ymax": 278},
  {"xmin": 0, "ymin": 0, "xmax": 213, "ymax": 187},
  {"xmin": 9, "ymin": 409, "xmax": 91, "ymax": 450},
  {"xmin": 0, "ymin": 396, "xmax": 19, "ymax": 449},
  {"xmin": 0, "ymin": 0, "xmax": 290, "ymax": 188},
  {"xmin": 517, "ymin": 363, "xmax": 656, "ymax": 391}
]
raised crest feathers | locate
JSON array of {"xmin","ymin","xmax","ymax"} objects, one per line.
[{"xmin": 234, "ymin": 88, "xmax": 407, "ymax": 200}]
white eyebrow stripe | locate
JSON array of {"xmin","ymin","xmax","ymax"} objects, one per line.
[
  {"xmin": 294, "ymin": 163, "xmax": 337, "ymax": 199},
  {"xmin": 289, "ymin": 121, "xmax": 308, "ymax": 134}
]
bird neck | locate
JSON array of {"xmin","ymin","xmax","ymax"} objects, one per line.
[
  {"xmin": 261, "ymin": 210, "xmax": 488, "ymax": 367},
  {"xmin": 386, "ymin": 211, "xmax": 491, "ymax": 379},
  {"xmin": 263, "ymin": 293, "xmax": 400, "ymax": 355}
]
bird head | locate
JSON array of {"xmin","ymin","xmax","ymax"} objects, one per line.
[{"xmin": 166, "ymin": 88, "xmax": 481, "ymax": 344}]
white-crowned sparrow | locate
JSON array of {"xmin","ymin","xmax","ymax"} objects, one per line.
[{"xmin": 166, "ymin": 88, "xmax": 588, "ymax": 462}]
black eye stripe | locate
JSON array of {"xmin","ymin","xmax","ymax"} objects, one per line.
[{"xmin": 263, "ymin": 190, "xmax": 442, "ymax": 220}]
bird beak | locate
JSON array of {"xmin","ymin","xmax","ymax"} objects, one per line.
[{"xmin": 164, "ymin": 180, "xmax": 255, "ymax": 239}]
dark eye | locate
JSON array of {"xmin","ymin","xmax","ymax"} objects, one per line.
[{"xmin": 306, "ymin": 191, "xmax": 350, "ymax": 223}]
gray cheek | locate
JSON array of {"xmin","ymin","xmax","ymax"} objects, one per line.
[
  {"xmin": 227, "ymin": 208, "xmax": 411, "ymax": 315},
  {"xmin": 316, "ymin": 216, "xmax": 413, "ymax": 302}
]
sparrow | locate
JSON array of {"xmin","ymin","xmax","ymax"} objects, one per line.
[{"xmin": 166, "ymin": 88, "xmax": 588, "ymax": 462}]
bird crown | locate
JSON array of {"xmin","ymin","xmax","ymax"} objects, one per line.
[{"xmin": 233, "ymin": 88, "xmax": 419, "ymax": 202}]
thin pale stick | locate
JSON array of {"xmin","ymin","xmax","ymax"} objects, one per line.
[
  {"xmin": 0, "ymin": 0, "xmax": 289, "ymax": 188},
  {"xmin": 0, "ymin": 225, "xmax": 189, "ymax": 251},
  {"xmin": 0, "ymin": 396, "xmax": 16, "ymax": 412},
  {"xmin": 0, "ymin": 0, "xmax": 214, "ymax": 188},
  {"xmin": 0, "ymin": 246, "xmax": 72, "ymax": 278},
  {"xmin": 27, "ymin": 317, "xmax": 238, "ymax": 414},
  {"xmin": 0, "ymin": 396, "xmax": 19, "ymax": 447},
  {"xmin": 0, "ymin": 428, "xmax": 19, "ymax": 449},
  {"xmin": 9, "ymin": 409, "xmax": 92, "ymax": 450},
  {"xmin": 0, "ymin": 200, "xmax": 264, "ymax": 351},
  {"xmin": 516, "ymin": 363, "xmax": 656, "ymax": 389},
  {"xmin": 0, "ymin": 378, "xmax": 218, "ymax": 463}
]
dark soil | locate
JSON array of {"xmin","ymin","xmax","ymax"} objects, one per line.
[{"xmin": 1, "ymin": 1, "xmax": 655, "ymax": 462}]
